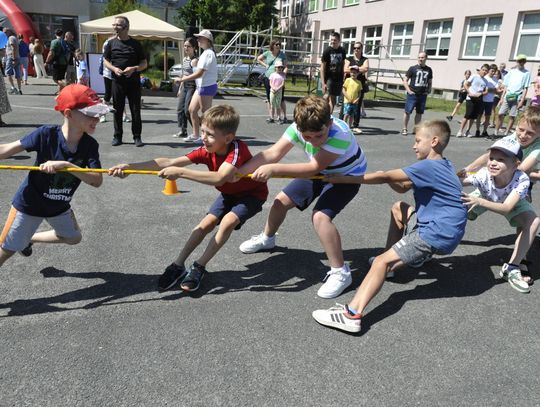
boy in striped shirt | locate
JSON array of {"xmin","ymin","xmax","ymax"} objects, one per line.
[{"xmin": 238, "ymin": 95, "xmax": 367, "ymax": 298}]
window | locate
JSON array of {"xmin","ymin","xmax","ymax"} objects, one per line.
[
  {"xmin": 308, "ymin": 0, "xmax": 318, "ymax": 12},
  {"xmin": 341, "ymin": 28, "xmax": 357, "ymax": 55},
  {"xmin": 324, "ymin": 0, "xmax": 337, "ymax": 10},
  {"xmin": 293, "ymin": 0, "xmax": 304, "ymax": 15},
  {"xmin": 28, "ymin": 13, "xmax": 78, "ymax": 47},
  {"xmin": 305, "ymin": 31, "xmax": 313, "ymax": 54},
  {"xmin": 424, "ymin": 20, "xmax": 452, "ymax": 57},
  {"xmin": 364, "ymin": 25, "xmax": 382, "ymax": 56},
  {"xmin": 390, "ymin": 23, "xmax": 414, "ymax": 57},
  {"xmin": 166, "ymin": 41, "xmax": 178, "ymax": 49},
  {"xmin": 320, "ymin": 30, "xmax": 333, "ymax": 53},
  {"xmin": 463, "ymin": 15, "xmax": 502, "ymax": 58},
  {"xmin": 281, "ymin": 0, "xmax": 290, "ymax": 18},
  {"xmin": 516, "ymin": 12, "xmax": 540, "ymax": 60},
  {"xmin": 344, "ymin": 0, "xmax": 360, "ymax": 5}
]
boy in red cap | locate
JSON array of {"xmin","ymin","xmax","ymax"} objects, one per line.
[{"xmin": 0, "ymin": 84, "xmax": 109, "ymax": 267}]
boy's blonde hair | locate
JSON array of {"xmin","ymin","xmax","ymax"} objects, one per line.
[
  {"xmin": 520, "ymin": 106, "xmax": 540, "ymax": 130},
  {"xmin": 293, "ymin": 96, "xmax": 331, "ymax": 132},
  {"xmin": 201, "ymin": 105, "xmax": 240, "ymax": 135},
  {"xmin": 415, "ymin": 120, "xmax": 451, "ymax": 149}
]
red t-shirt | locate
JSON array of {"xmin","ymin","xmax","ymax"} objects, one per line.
[{"xmin": 186, "ymin": 139, "xmax": 268, "ymax": 201}]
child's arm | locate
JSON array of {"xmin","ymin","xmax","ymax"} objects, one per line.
[
  {"xmin": 325, "ymin": 169, "xmax": 410, "ymax": 185},
  {"xmin": 39, "ymin": 161, "xmax": 103, "ymax": 188},
  {"xmin": 518, "ymin": 155, "xmax": 539, "ymax": 175},
  {"xmin": 236, "ymin": 137, "xmax": 294, "ymax": 176},
  {"xmin": 529, "ymin": 169, "xmax": 540, "ymax": 181},
  {"xmin": 460, "ymin": 152, "xmax": 489, "ymax": 176},
  {"xmin": 462, "ymin": 190, "xmax": 520, "ymax": 216},
  {"xmin": 159, "ymin": 161, "xmax": 235, "ymax": 187},
  {"xmin": 109, "ymin": 156, "xmax": 192, "ymax": 178},
  {"xmin": 250, "ymin": 148, "xmax": 340, "ymax": 182},
  {"xmin": 0, "ymin": 141, "xmax": 25, "ymax": 159}
]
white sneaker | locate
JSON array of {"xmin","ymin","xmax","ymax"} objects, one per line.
[
  {"xmin": 183, "ymin": 134, "xmax": 201, "ymax": 143},
  {"xmin": 99, "ymin": 115, "xmax": 106, "ymax": 123},
  {"xmin": 456, "ymin": 132, "xmax": 464, "ymax": 138},
  {"xmin": 312, "ymin": 303, "xmax": 361, "ymax": 333},
  {"xmin": 239, "ymin": 233, "xmax": 275, "ymax": 254},
  {"xmin": 465, "ymin": 131, "xmax": 471, "ymax": 138},
  {"xmin": 500, "ymin": 263, "xmax": 530, "ymax": 293},
  {"xmin": 317, "ymin": 265, "xmax": 352, "ymax": 298}
]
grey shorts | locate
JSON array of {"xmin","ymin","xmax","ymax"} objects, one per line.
[
  {"xmin": 1, "ymin": 208, "xmax": 81, "ymax": 252},
  {"xmin": 498, "ymin": 98, "xmax": 518, "ymax": 117},
  {"xmin": 391, "ymin": 213, "xmax": 435, "ymax": 266}
]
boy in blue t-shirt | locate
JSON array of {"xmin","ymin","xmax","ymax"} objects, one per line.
[
  {"xmin": 312, "ymin": 120, "xmax": 467, "ymax": 333},
  {"xmin": 0, "ymin": 84, "xmax": 109, "ymax": 267}
]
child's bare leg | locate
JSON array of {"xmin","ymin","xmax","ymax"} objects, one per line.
[
  {"xmin": 174, "ymin": 214, "xmax": 219, "ymax": 265},
  {"xmin": 312, "ymin": 210, "xmax": 343, "ymax": 268},
  {"xmin": 495, "ymin": 114, "xmax": 504, "ymax": 133},
  {"xmin": 509, "ymin": 212, "xmax": 540, "ymax": 265},
  {"xmin": 506, "ymin": 116, "xmax": 516, "ymax": 134},
  {"xmin": 385, "ymin": 201, "xmax": 414, "ymax": 250},
  {"xmin": 348, "ymin": 249, "xmax": 403, "ymax": 314},
  {"xmin": 263, "ymin": 192, "xmax": 296, "ymax": 237},
  {"xmin": 414, "ymin": 112, "xmax": 422, "ymax": 125},
  {"xmin": 31, "ymin": 230, "xmax": 82, "ymax": 245},
  {"xmin": 0, "ymin": 248, "xmax": 15, "ymax": 267},
  {"xmin": 197, "ymin": 212, "xmax": 240, "ymax": 266}
]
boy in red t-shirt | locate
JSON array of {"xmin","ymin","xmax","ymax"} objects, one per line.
[{"xmin": 109, "ymin": 105, "xmax": 268, "ymax": 292}]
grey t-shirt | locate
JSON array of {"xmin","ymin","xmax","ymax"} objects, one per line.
[{"xmin": 6, "ymin": 35, "xmax": 18, "ymax": 58}]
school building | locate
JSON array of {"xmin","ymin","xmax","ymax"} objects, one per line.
[{"xmin": 278, "ymin": 0, "xmax": 540, "ymax": 98}]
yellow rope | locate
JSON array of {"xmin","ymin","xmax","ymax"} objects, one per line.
[{"xmin": 0, "ymin": 165, "xmax": 325, "ymax": 179}]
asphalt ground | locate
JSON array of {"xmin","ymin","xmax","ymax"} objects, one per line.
[{"xmin": 0, "ymin": 79, "xmax": 539, "ymax": 406}]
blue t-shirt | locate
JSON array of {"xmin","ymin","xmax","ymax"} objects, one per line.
[
  {"xmin": 12, "ymin": 125, "xmax": 101, "ymax": 217},
  {"xmin": 403, "ymin": 159, "xmax": 467, "ymax": 254}
]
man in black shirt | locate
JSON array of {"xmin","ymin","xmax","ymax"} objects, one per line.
[
  {"xmin": 402, "ymin": 52, "xmax": 432, "ymax": 136},
  {"xmin": 320, "ymin": 32, "xmax": 347, "ymax": 113},
  {"xmin": 104, "ymin": 16, "xmax": 147, "ymax": 147}
]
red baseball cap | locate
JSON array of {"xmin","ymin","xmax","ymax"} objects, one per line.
[{"xmin": 54, "ymin": 84, "xmax": 110, "ymax": 117}]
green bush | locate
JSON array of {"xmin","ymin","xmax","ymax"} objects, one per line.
[{"xmin": 154, "ymin": 52, "xmax": 175, "ymax": 71}]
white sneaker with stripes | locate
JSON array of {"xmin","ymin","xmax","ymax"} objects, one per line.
[
  {"xmin": 317, "ymin": 264, "xmax": 352, "ymax": 298},
  {"xmin": 312, "ymin": 303, "xmax": 361, "ymax": 333}
]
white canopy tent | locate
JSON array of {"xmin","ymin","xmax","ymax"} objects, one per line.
[{"xmin": 79, "ymin": 9, "xmax": 184, "ymax": 71}]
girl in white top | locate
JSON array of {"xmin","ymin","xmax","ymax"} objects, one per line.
[{"xmin": 175, "ymin": 29, "xmax": 218, "ymax": 143}]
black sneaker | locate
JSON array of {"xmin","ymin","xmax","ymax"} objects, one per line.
[
  {"xmin": 158, "ymin": 263, "xmax": 187, "ymax": 292},
  {"xmin": 446, "ymin": 115, "xmax": 453, "ymax": 122},
  {"xmin": 19, "ymin": 242, "xmax": 33, "ymax": 257},
  {"xmin": 481, "ymin": 130, "xmax": 489, "ymax": 138},
  {"xmin": 112, "ymin": 137, "xmax": 123, "ymax": 146},
  {"xmin": 475, "ymin": 130, "xmax": 481, "ymax": 138},
  {"xmin": 134, "ymin": 137, "xmax": 144, "ymax": 147},
  {"xmin": 180, "ymin": 262, "xmax": 207, "ymax": 292},
  {"xmin": 266, "ymin": 117, "xmax": 275, "ymax": 123}
]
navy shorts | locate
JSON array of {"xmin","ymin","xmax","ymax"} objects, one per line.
[
  {"xmin": 198, "ymin": 83, "xmax": 218, "ymax": 97},
  {"xmin": 282, "ymin": 178, "xmax": 360, "ymax": 219},
  {"xmin": 208, "ymin": 194, "xmax": 265, "ymax": 230},
  {"xmin": 404, "ymin": 93, "xmax": 427, "ymax": 114},
  {"xmin": 326, "ymin": 78, "xmax": 343, "ymax": 97},
  {"xmin": 482, "ymin": 101, "xmax": 494, "ymax": 116}
]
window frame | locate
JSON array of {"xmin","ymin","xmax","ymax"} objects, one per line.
[
  {"xmin": 281, "ymin": 0, "xmax": 290, "ymax": 18},
  {"xmin": 515, "ymin": 12, "xmax": 540, "ymax": 61},
  {"xmin": 363, "ymin": 25, "xmax": 382, "ymax": 57},
  {"xmin": 343, "ymin": 0, "xmax": 360, "ymax": 6},
  {"xmin": 390, "ymin": 22, "xmax": 414, "ymax": 57},
  {"xmin": 424, "ymin": 19, "xmax": 452, "ymax": 59},
  {"xmin": 341, "ymin": 27, "xmax": 357, "ymax": 55},
  {"xmin": 323, "ymin": 0, "xmax": 337, "ymax": 10},
  {"xmin": 308, "ymin": 0, "xmax": 318, "ymax": 13},
  {"xmin": 462, "ymin": 15, "xmax": 503, "ymax": 60},
  {"xmin": 293, "ymin": 0, "xmax": 305, "ymax": 16}
]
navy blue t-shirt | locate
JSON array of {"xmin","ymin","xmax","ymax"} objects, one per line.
[
  {"xmin": 12, "ymin": 125, "xmax": 101, "ymax": 217},
  {"xmin": 403, "ymin": 159, "xmax": 467, "ymax": 254}
]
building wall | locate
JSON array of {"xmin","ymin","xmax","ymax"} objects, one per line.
[{"xmin": 279, "ymin": 0, "xmax": 540, "ymax": 95}]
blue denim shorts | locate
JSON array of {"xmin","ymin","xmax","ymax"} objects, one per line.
[{"xmin": 404, "ymin": 93, "xmax": 427, "ymax": 114}]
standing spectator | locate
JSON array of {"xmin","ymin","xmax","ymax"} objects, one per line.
[
  {"xmin": 75, "ymin": 49, "xmax": 88, "ymax": 86},
  {"xmin": 447, "ymin": 70, "xmax": 471, "ymax": 122},
  {"xmin": 341, "ymin": 66, "xmax": 362, "ymax": 130},
  {"xmin": 31, "ymin": 38, "xmax": 47, "ymax": 79},
  {"xmin": 343, "ymin": 41, "xmax": 369, "ymax": 133},
  {"xmin": 17, "ymin": 34, "xmax": 29, "ymax": 85},
  {"xmin": 456, "ymin": 64, "xmax": 489, "ymax": 138},
  {"xmin": 401, "ymin": 52, "xmax": 433, "ymax": 136},
  {"xmin": 64, "ymin": 31, "xmax": 77, "ymax": 85},
  {"xmin": 173, "ymin": 37, "xmax": 198, "ymax": 138},
  {"xmin": 46, "ymin": 29, "xmax": 68, "ymax": 94},
  {"xmin": 257, "ymin": 39, "xmax": 288, "ymax": 123},
  {"xmin": 175, "ymin": 29, "xmax": 217, "ymax": 143},
  {"xmin": 103, "ymin": 15, "xmax": 147, "ymax": 147},
  {"xmin": 530, "ymin": 66, "xmax": 540, "ymax": 107},
  {"xmin": 499, "ymin": 62, "xmax": 508, "ymax": 80},
  {"xmin": 5, "ymin": 29, "xmax": 22, "ymax": 95},
  {"xmin": 476, "ymin": 64, "xmax": 499, "ymax": 137},
  {"xmin": 495, "ymin": 55, "xmax": 530, "ymax": 137},
  {"xmin": 0, "ymin": 27, "xmax": 7, "ymax": 75},
  {"xmin": 490, "ymin": 69, "xmax": 504, "ymax": 128},
  {"xmin": 0, "ymin": 68, "xmax": 12, "ymax": 126},
  {"xmin": 320, "ymin": 32, "xmax": 347, "ymax": 113},
  {"xmin": 98, "ymin": 38, "xmax": 114, "ymax": 123},
  {"xmin": 268, "ymin": 60, "xmax": 286, "ymax": 123}
]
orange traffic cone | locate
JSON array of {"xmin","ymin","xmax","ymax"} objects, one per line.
[{"xmin": 162, "ymin": 179, "xmax": 180, "ymax": 195}]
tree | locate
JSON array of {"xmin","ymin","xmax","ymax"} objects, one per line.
[
  {"xmin": 177, "ymin": 0, "xmax": 277, "ymax": 34},
  {"xmin": 102, "ymin": 0, "xmax": 157, "ymax": 18}
]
